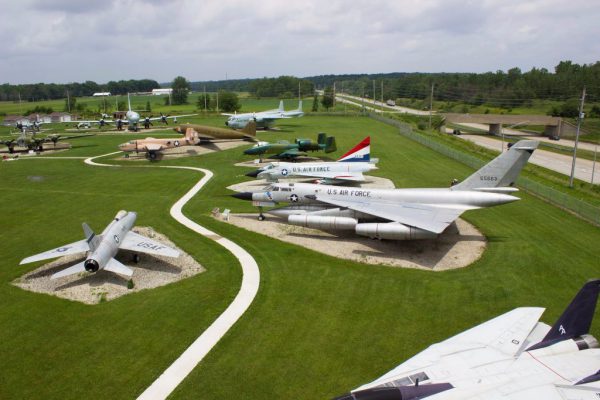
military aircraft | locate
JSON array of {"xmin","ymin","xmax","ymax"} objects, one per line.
[
  {"xmin": 119, "ymin": 127, "xmax": 201, "ymax": 160},
  {"xmin": 76, "ymin": 94, "xmax": 196, "ymax": 131},
  {"xmin": 223, "ymin": 100, "xmax": 295, "ymax": 130},
  {"xmin": 334, "ymin": 279, "xmax": 600, "ymax": 400},
  {"xmin": 20, "ymin": 210, "xmax": 179, "ymax": 279},
  {"xmin": 244, "ymin": 133, "xmax": 337, "ymax": 161},
  {"xmin": 279, "ymin": 100, "xmax": 304, "ymax": 118},
  {"xmin": 233, "ymin": 140, "xmax": 538, "ymax": 231},
  {"xmin": 0, "ymin": 131, "xmax": 94, "ymax": 153},
  {"xmin": 245, "ymin": 136, "xmax": 376, "ymax": 184},
  {"xmin": 173, "ymin": 120, "xmax": 257, "ymax": 142}
]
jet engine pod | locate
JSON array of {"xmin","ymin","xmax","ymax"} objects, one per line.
[
  {"xmin": 355, "ymin": 222, "xmax": 437, "ymax": 240},
  {"xmin": 84, "ymin": 259, "xmax": 100, "ymax": 272},
  {"xmin": 288, "ymin": 215, "xmax": 357, "ymax": 230}
]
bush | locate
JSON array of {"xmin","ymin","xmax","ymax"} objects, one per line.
[{"xmin": 127, "ymin": 279, "xmax": 135, "ymax": 290}]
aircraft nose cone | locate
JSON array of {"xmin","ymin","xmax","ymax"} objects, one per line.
[
  {"xmin": 245, "ymin": 170, "xmax": 260, "ymax": 178},
  {"xmin": 231, "ymin": 192, "xmax": 253, "ymax": 201}
]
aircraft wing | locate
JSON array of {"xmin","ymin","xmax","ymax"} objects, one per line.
[
  {"xmin": 20, "ymin": 239, "xmax": 90, "ymax": 264},
  {"xmin": 119, "ymin": 231, "xmax": 180, "ymax": 258},
  {"xmin": 356, "ymin": 307, "xmax": 546, "ymax": 391},
  {"xmin": 277, "ymin": 148, "xmax": 306, "ymax": 158},
  {"xmin": 314, "ymin": 195, "xmax": 469, "ymax": 233},
  {"xmin": 256, "ymin": 115, "xmax": 291, "ymax": 122},
  {"xmin": 148, "ymin": 114, "xmax": 197, "ymax": 122},
  {"xmin": 293, "ymin": 170, "xmax": 365, "ymax": 182},
  {"xmin": 144, "ymin": 143, "xmax": 164, "ymax": 152}
]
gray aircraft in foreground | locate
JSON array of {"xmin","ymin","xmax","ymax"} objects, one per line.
[
  {"xmin": 232, "ymin": 140, "xmax": 538, "ymax": 237},
  {"xmin": 20, "ymin": 210, "xmax": 179, "ymax": 279},
  {"xmin": 334, "ymin": 279, "xmax": 600, "ymax": 400}
]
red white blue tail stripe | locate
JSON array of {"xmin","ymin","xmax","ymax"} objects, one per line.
[{"xmin": 337, "ymin": 136, "xmax": 370, "ymax": 162}]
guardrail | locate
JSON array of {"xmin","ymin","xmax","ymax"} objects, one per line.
[{"xmin": 369, "ymin": 113, "xmax": 600, "ymax": 225}]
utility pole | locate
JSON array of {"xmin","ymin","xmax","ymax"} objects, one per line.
[
  {"xmin": 333, "ymin": 81, "xmax": 336, "ymax": 108},
  {"xmin": 66, "ymin": 90, "xmax": 70, "ymax": 113},
  {"xmin": 428, "ymin": 83, "xmax": 434, "ymax": 129},
  {"xmin": 372, "ymin": 80, "xmax": 376, "ymax": 112},
  {"xmin": 381, "ymin": 80, "xmax": 384, "ymax": 113},
  {"xmin": 569, "ymin": 87, "xmax": 586, "ymax": 188},
  {"xmin": 18, "ymin": 92, "xmax": 22, "ymax": 115},
  {"xmin": 216, "ymin": 90, "xmax": 219, "ymax": 112}
]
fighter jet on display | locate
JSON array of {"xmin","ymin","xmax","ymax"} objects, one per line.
[
  {"xmin": 78, "ymin": 94, "xmax": 196, "ymax": 131},
  {"xmin": 20, "ymin": 210, "xmax": 179, "ymax": 279},
  {"xmin": 233, "ymin": 140, "xmax": 538, "ymax": 232},
  {"xmin": 245, "ymin": 136, "xmax": 376, "ymax": 184},
  {"xmin": 118, "ymin": 127, "xmax": 201, "ymax": 160},
  {"xmin": 173, "ymin": 120, "xmax": 257, "ymax": 142},
  {"xmin": 244, "ymin": 133, "xmax": 337, "ymax": 161},
  {"xmin": 334, "ymin": 279, "xmax": 600, "ymax": 400}
]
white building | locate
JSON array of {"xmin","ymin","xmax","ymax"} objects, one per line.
[
  {"xmin": 93, "ymin": 92, "xmax": 111, "ymax": 97},
  {"xmin": 152, "ymin": 88, "xmax": 173, "ymax": 96}
]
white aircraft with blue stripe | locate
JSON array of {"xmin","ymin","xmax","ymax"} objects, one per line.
[{"xmin": 245, "ymin": 136, "xmax": 377, "ymax": 184}]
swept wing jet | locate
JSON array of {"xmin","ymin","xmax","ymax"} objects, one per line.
[
  {"xmin": 233, "ymin": 140, "xmax": 538, "ymax": 233},
  {"xmin": 20, "ymin": 210, "xmax": 179, "ymax": 279},
  {"xmin": 244, "ymin": 133, "xmax": 337, "ymax": 161},
  {"xmin": 119, "ymin": 127, "xmax": 202, "ymax": 160},
  {"xmin": 334, "ymin": 279, "xmax": 600, "ymax": 400},
  {"xmin": 245, "ymin": 136, "xmax": 376, "ymax": 183}
]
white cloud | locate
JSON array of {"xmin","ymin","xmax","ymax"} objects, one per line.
[{"xmin": 0, "ymin": 0, "xmax": 598, "ymax": 84}]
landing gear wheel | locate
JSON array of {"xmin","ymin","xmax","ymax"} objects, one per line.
[
  {"xmin": 133, "ymin": 254, "xmax": 140, "ymax": 263},
  {"xmin": 258, "ymin": 214, "xmax": 265, "ymax": 221}
]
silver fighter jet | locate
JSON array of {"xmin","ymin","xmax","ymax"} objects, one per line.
[
  {"xmin": 232, "ymin": 140, "xmax": 538, "ymax": 239},
  {"xmin": 20, "ymin": 210, "xmax": 179, "ymax": 279},
  {"xmin": 334, "ymin": 279, "xmax": 600, "ymax": 400}
]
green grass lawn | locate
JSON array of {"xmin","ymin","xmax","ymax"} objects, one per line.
[{"xmin": 1, "ymin": 113, "xmax": 600, "ymax": 399}]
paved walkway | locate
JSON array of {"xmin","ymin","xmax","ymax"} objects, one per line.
[{"xmin": 82, "ymin": 152, "xmax": 260, "ymax": 400}]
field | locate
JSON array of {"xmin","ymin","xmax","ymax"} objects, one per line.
[{"xmin": 1, "ymin": 110, "xmax": 600, "ymax": 399}]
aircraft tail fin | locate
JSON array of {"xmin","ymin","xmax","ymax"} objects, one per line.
[
  {"xmin": 82, "ymin": 223, "xmax": 100, "ymax": 252},
  {"xmin": 338, "ymin": 136, "xmax": 370, "ymax": 162},
  {"xmin": 317, "ymin": 133, "xmax": 327, "ymax": 145},
  {"xmin": 297, "ymin": 100, "xmax": 302, "ymax": 111},
  {"xmin": 242, "ymin": 121, "xmax": 257, "ymax": 137},
  {"xmin": 127, "ymin": 93, "xmax": 132, "ymax": 112},
  {"xmin": 278, "ymin": 100, "xmax": 284, "ymax": 112},
  {"xmin": 451, "ymin": 140, "xmax": 538, "ymax": 191},
  {"xmin": 325, "ymin": 136, "xmax": 337, "ymax": 153},
  {"xmin": 51, "ymin": 261, "xmax": 86, "ymax": 280},
  {"xmin": 528, "ymin": 279, "xmax": 600, "ymax": 351},
  {"xmin": 185, "ymin": 128, "xmax": 198, "ymax": 142},
  {"xmin": 104, "ymin": 258, "xmax": 133, "ymax": 277}
]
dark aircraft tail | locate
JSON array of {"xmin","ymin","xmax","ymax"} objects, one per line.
[
  {"xmin": 325, "ymin": 136, "xmax": 337, "ymax": 153},
  {"xmin": 528, "ymin": 279, "xmax": 600, "ymax": 351},
  {"xmin": 317, "ymin": 132, "xmax": 327, "ymax": 145}
]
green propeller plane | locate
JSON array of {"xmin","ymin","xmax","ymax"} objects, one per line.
[{"xmin": 243, "ymin": 133, "xmax": 336, "ymax": 161}]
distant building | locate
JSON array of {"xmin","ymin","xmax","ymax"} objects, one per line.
[
  {"xmin": 27, "ymin": 114, "xmax": 52, "ymax": 123},
  {"xmin": 2, "ymin": 115, "xmax": 30, "ymax": 126},
  {"xmin": 93, "ymin": 92, "xmax": 111, "ymax": 97},
  {"xmin": 49, "ymin": 112, "xmax": 74, "ymax": 123},
  {"xmin": 152, "ymin": 88, "xmax": 173, "ymax": 96}
]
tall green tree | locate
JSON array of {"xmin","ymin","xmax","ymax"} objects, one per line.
[
  {"xmin": 311, "ymin": 93, "xmax": 319, "ymax": 112},
  {"xmin": 196, "ymin": 93, "xmax": 213, "ymax": 111},
  {"xmin": 218, "ymin": 91, "xmax": 241, "ymax": 112},
  {"xmin": 321, "ymin": 87, "xmax": 334, "ymax": 110},
  {"xmin": 171, "ymin": 76, "xmax": 190, "ymax": 105}
]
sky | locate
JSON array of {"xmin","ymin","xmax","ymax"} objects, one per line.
[{"xmin": 1, "ymin": 0, "xmax": 599, "ymax": 84}]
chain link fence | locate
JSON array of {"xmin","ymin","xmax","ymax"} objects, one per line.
[{"xmin": 370, "ymin": 113, "xmax": 600, "ymax": 225}]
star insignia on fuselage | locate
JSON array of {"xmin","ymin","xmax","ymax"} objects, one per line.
[{"xmin": 290, "ymin": 194, "xmax": 299, "ymax": 202}]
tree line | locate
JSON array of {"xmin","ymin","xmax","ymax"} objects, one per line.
[{"xmin": 0, "ymin": 79, "xmax": 160, "ymax": 102}]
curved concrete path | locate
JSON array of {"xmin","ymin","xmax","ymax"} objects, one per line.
[{"xmin": 83, "ymin": 152, "xmax": 260, "ymax": 400}]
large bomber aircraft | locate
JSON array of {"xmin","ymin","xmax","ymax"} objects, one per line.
[
  {"xmin": 334, "ymin": 279, "xmax": 600, "ymax": 400},
  {"xmin": 20, "ymin": 210, "xmax": 179, "ymax": 279},
  {"xmin": 233, "ymin": 140, "xmax": 538, "ymax": 232},
  {"xmin": 0, "ymin": 131, "xmax": 93, "ymax": 153},
  {"xmin": 224, "ymin": 100, "xmax": 303, "ymax": 129},
  {"xmin": 245, "ymin": 136, "xmax": 377, "ymax": 184},
  {"xmin": 77, "ymin": 93, "xmax": 196, "ymax": 131}
]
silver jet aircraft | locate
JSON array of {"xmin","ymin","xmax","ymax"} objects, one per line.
[
  {"xmin": 245, "ymin": 136, "xmax": 376, "ymax": 184},
  {"xmin": 334, "ymin": 279, "xmax": 600, "ymax": 400},
  {"xmin": 232, "ymin": 140, "xmax": 538, "ymax": 237},
  {"xmin": 20, "ymin": 210, "xmax": 179, "ymax": 279},
  {"xmin": 224, "ymin": 100, "xmax": 300, "ymax": 129}
]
